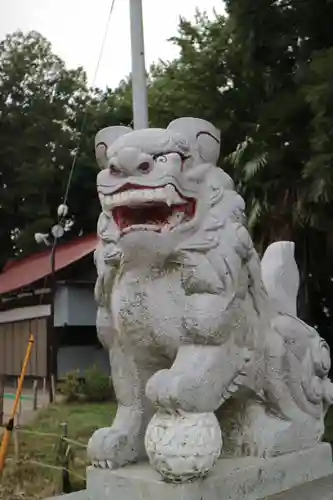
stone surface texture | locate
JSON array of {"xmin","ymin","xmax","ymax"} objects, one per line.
[
  {"xmin": 45, "ymin": 492, "xmax": 88, "ymax": 500},
  {"xmin": 145, "ymin": 410, "xmax": 222, "ymax": 482},
  {"xmin": 86, "ymin": 444, "xmax": 333, "ymax": 500},
  {"xmin": 87, "ymin": 116, "xmax": 333, "ymax": 483}
]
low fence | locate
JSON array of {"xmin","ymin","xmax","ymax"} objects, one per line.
[
  {"xmin": 4, "ymin": 424, "xmax": 87, "ymax": 494},
  {"xmin": 0, "ymin": 375, "xmax": 86, "ymax": 494},
  {"xmin": 0, "ymin": 375, "xmax": 52, "ymax": 426}
]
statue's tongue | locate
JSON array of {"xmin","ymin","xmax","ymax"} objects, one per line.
[
  {"xmin": 114, "ymin": 204, "xmax": 174, "ymax": 231},
  {"xmin": 113, "ymin": 201, "xmax": 192, "ymax": 234}
]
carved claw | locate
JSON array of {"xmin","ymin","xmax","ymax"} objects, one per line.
[
  {"xmin": 87, "ymin": 427, "xmax": 145, "ymax": 469},
  {"xmin": 220, "ymin": 372, "xmax": 247, "ymax": 404},
  {"xmin": 92, "ymin": 459, "xmax": 116, "ymax": 469}
]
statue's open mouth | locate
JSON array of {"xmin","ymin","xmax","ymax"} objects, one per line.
[{"xmin": 103, "ymin": 184, "xmax": 196, "ymax": 234}]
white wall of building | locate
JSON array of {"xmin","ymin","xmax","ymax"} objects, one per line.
[
  {"xmin": 57, "ymin": 345, "xmax": 110, "ymax": 378},
  {"xmin": 54, "ymin": 285, "xmax": 97, "ymax": 327}
]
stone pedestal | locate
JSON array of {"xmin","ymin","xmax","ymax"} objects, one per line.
[{"xmin": 84, "ymin": 443, "xmax": 333, "ymax": 500}]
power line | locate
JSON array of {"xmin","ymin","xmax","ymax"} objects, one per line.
[{"xmin": 62, "ymin": 0, "xmax": 117, "ymax": 209}]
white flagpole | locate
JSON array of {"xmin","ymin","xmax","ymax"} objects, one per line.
[{"xmin": 129, "ymin": 0, "xmax": 149, "ymax": 129}]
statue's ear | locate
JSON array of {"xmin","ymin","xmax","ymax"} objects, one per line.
[
  {"xmin": 167, "ymin": 117, "xmax": 221, "ymax": 164},
  {"xmin": 95, "ymin": 126, "xmax": 132, "ymax": 169},
  {"xmin": 261, "ymin": 241, "xmax": 300, "ymax": 316}
]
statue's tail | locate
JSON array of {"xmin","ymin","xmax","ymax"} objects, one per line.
[{"xmin": 260, "ymin": 241, "xmax": 299, "ymax": 316}]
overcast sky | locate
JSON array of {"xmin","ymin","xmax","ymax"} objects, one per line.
[{"xmin": 0, "ymin": 0, "xmax": 224, "ymax": 89}]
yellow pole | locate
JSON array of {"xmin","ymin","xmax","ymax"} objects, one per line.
[{"xmin": 0, "ymin": 334, "xmax": 34, "ymax": 474}]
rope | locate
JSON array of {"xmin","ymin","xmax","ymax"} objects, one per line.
[
  {"xmin": 60, "ymin": 437, "xmax": 87, "ymax": 450},
  {"xmin": 15, "ymin": 428, "xmax": 87, "ymax": 449},
  {"xmin": 5, "ymin": 457, "xmax": 86, "ymax": 482},
  {"xmin": 61, "ymin": 0, "xmax": 117, "ymax": 209}
]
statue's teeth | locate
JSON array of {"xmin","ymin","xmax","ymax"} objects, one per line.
[
  {"xmin": 104, "ymin": 186, "xmax": 184, "ymax": 208},
  {"xmin": 143, "ymin": 190, "xmax": 155, "ymax": 199},
  {"xmin": 163, "ymin": 185, "xmax": 183, "ymax": 206},
  {"xmin": 104, "ymin": 195, "xmax": 113, "ymax": 208}
]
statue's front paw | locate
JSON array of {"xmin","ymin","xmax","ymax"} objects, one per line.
[
  {"xmin": 87, "ymin": 427, "xmax": 144, "ymax": 469},
  {"xmin": 146, "ymin": 369, "xmax": 221, "ymax": 413},
  {"xmin": 146, "ymin": 369, "xmax": 180, "ymax": 410}
]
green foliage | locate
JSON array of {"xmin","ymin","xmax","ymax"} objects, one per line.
[
  {"xmin": 58, "ymin": 370, "xmax": 84, "ymax": 403},
  {"xmin": 0, "ymin": 31, "xmax": 132, "ymax": 270},
  {"xmin": 2, "ymin": 1, "xmax": 333, "ymax": 338},
  {"xmin": 59, "ymin": 366, "xmax": 112, "ymax": 403},
  {"xmin": 1, "ymin": 402, "xmax": 115, "ymax": 498},
  {"xmin": 82, "ymin": 364, "xmax": 113, "ymax": 403},
  {"xmin": 222, "ymin": 0, "xmax": 333, "ymax": 327},
  {"xmin": 0, "ymin": 31, "xmax": 88, "ymax": 267}
]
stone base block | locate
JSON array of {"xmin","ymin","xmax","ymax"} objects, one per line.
[
  {"xmin": 45, "ymin": 492, "xmax": 88, "ymax": 500},
  {"xmin": 85, "ymin": 443, "xmax": 333, "ymax": 500}
]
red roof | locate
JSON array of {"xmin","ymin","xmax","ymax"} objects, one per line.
[{"xmin": 0, "ymin": 234, "xmax": 98, "ymax": 295}]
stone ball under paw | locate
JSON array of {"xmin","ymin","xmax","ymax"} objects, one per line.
[{"xmin": 144, "ymin": 410, "xmax": 222, "ymax": 483}]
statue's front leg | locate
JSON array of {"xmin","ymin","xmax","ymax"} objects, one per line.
[
  {"xmin": 146, "ymin": 342, "xmax": 250, "ymax": 413},
  {"xmin": 87, "ymin": 336, "xmax": 159, "ymax": 469},
  {"xmin": 144, "ymin": 342, "xmax": 251, "ymax": 482},
  {"xmin": 146, "ymin": 345, "xmax": 220, "ymax": 413},
  {"xmin": 148, "ymin": 251, "xmax": 251, "ymax": 413}
]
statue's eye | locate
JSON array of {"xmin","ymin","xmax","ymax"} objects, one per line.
[
  {"xmin": 154, "ymin": 155, "xmax": 168, "ymax": 163},
  {"xmin": 109, "ymin": 164, "xmax": 122, "ymax": 175},
  {"xmin": 138, "ymin": 161, "xmax": 151, "ymax": 173},
  {"xmin": 153, "ymin": 152, "xmax": 190, "ymax": 164},
  {"xmin": 178, "ymin": 153, "xmax": 190, "ymax": 161}
]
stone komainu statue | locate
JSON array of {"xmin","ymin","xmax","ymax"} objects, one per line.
[{"xmin": 87, "ymin": 117, "xmax": 333, "ymax": 483}]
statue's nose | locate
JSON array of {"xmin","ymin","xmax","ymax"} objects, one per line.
[{"xmin": 117, "ymin": 147, "xmax": 152, "ymax": 175}]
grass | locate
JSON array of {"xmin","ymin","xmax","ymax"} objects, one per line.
[{"xmin": 0, "ymin": 402, "xmax": 116, "ymax": 500}]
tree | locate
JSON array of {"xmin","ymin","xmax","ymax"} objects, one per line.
[
  {"xmin": 146, "ymin": 2, "xmax": 333, "ymax": 330},
  {"xmin": 0, "ymin": 31, "xmax": 91, "ymax": 267},
  {"xmin": 223, "ymin": 0, "xmax": 333, "ymax": 327},
  {"xmin": 2, "ymin": 7, "xmax": 333, "ymax": 338}
]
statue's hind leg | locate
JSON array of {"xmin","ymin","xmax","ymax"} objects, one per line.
[{"xmin": 87, "ymin": 337, "xmax": 165, "ymax": 469}]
